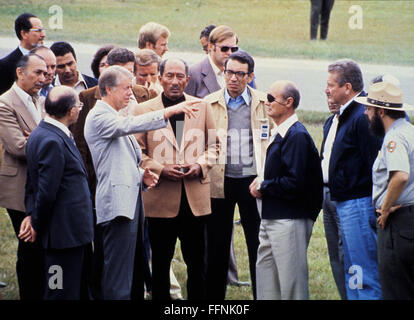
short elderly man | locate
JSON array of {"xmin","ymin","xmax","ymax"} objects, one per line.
[
  {"xmin": 359, "ymin": 81, "xmax": 414, "ymax": 299},
  {"xmin": 134, "ymin": 58, "xmax": 219, "ymax": 300},
  {"xmin": 30, "ymin": 46, "xmax": 56, "ymax": 97},
  {"xmin": 203, "ymin": 50, "xmax": 273, "ymax": 299},
  {"xmin": 24, "ymin": 86, "xmax": 94, "ymax": 300},
  {"xmin": 84, "ymin": 66, "xmax": 197, "ymax": 300},
  {"xmin": 250, "ymin": 80, "xmax": 323, "ymax": 300}
]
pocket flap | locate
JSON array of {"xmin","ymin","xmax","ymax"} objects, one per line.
[
  {"xmin": 399, "ymin": 230, "xmax": 414, "ymax": 240},
  {"xmin": 0, "ymin": 165, "xmax": 18, "ymax": 177}
]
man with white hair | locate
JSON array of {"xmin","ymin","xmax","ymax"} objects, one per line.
[{"xmin": 84, "ymin": 65, "xmax": 198, "ymax": 300}]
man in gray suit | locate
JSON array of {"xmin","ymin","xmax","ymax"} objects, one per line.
[
  {"xmin": 185, "ymin": 25, "xmax": 238, "ymax": 99},
  {"xmin": 84, "ymin": 66, "xmax": 198, "ymax": 300}
]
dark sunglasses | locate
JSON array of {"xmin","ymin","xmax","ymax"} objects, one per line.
[{"xmin": 215, "ymin": 44, "xmax": 239, "ymax": 53}]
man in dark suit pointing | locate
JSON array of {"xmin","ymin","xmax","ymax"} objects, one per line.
[{"xmin": 24, "ymin": 86, "xmax": 94, "ymax": 299}]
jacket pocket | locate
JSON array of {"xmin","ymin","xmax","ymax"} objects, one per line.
[{"xmin": 0, "ymin": 165, "xmax": 18, "ymax": 176}]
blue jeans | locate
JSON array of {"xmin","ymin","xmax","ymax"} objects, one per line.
[{"xmin": 336, "ymin": 197, "xmax": 381, "ymax": 300}]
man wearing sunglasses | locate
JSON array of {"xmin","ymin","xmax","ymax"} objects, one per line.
[
  {"xmin": 0, "ymin": 13, "xmax": 46, "ymax": 95},
  {"xmin": 204, "ymin": 50, "xmax": 273, "ymax": 299},
  {"xmin": 250, "ymin": 81, "xmax": 323, "ymax": 300},
  {"xmin": 186, "ymin": 25, "xmax": 239, "ymax": 99}
]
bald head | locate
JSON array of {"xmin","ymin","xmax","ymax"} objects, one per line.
[
  {"xmin": 270, "ymin": 80, "xmax": 300, "ymax": 109},
  {"xmin": 45, "ymin": 86, "xmax": 78, "ymax": 119}
]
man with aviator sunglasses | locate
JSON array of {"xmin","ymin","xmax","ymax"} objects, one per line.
[{"xmin": 186, "ymin": 25, "xmax": 239, "ymax": 99}]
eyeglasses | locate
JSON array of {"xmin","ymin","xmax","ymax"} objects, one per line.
[
  {"xmin": 29, "ymin": 28, "xmax": 46, "ymax": 32},
  {"xmin": 224, "ymin": 70, "xmax": 249, "ymax": 80},
  {"xmin": 215, "ymin": 44, "xmax": 239, "ymax": 53},
  {"xmin": 267, "ymin": 94, "xmax": 286, "ymax": 105},
  {"xmin": 73, "ymin": 102, "xmax": 84, "ymax": 111}
]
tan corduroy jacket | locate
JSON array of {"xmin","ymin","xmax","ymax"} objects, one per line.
[{"xmin": 203, "ymin": 86, "xmax": 274, "ymax": 199}]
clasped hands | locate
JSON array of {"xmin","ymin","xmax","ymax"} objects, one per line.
[{"xmin": 161, "ymin": 164, "xmax": 202, "ymax": 181}]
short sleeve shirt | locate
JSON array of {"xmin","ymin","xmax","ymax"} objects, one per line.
[{"xmin": 372, "ymin": 118, "xmax": 414, "ymax": 209}]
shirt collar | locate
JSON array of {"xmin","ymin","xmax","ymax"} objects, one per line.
[
  {"xmin": 39, "ymin": 84, "xmax": 54, "ymax": 97},
  {"xmin": 97, "ymin": 99, "xmax": 119, "ymax": 115},
  {"xmin": 13, "ymin": 82, "xmax": 33, "ymax": 106},
  {"xmin": 339, "ymin": 92, "xmax": 361, "ymax": 115},
  {"xmin": 44, "ymin": 115, "xmax": 71, "ymax": 137},
  {"xmin": 18, "ymin": 45, "xmax": 30, "ymax": 55},
  {"xmin": 387, "ymin": 118, "xmax": 406, "ymax": 133},
  {"xmin": 273, "ymin": 113, "xmax": 299, "ymax": 138},
  {"xmin": 55, "ymin": 71, "xmax": 87, "ymax": 89},
  {"xmin": 208, "ymin": 54, "xmax": 222, "ymax": 76},
  {"xmin": 224, "ymin": 86, "xmax": 251, "ymax": 106}
]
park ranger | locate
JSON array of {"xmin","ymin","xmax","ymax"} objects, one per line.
[{"xmin": 358, "ymin": 80, "xmax": 414, "ymax": 300}]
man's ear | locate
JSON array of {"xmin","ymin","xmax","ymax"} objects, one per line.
[
  {"xmin": 345, "ymin": 82, "xmax": 353, "ymax": 94},
  {"xmin": 20, "ymin": 29, "xmax": 28, "ymax": 41},
  {"xmin": 16, "ymin": 67, "xmax": 24, "ymax": 80},
  {"xmin": 145, "ymin": 41, "xmax": 154, "ymax": 49},
  {"xmin": 207, "ymin": 42, "xmax": 214, "ymax": 53},
  {"xmin": 247, "ymin": 72, "xmax": 254, "ymax": 84},
  {"xmin": 285, "ymin": 96, "xmax": 294, "ymax": 109}
]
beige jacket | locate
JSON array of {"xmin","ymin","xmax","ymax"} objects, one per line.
[
  {"xmin": 0, "ymin": 85, "xmax": 44, "ymax": 211},
  {"xmin": 133, "ymin": 93, "xmax": 219, "ymax": 218},
  {"xmin": 204, "ymin": 86, "xmax": 274, "ymax": 199}
]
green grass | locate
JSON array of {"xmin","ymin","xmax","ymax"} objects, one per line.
[
  {"xmin": 0, "ymin": 0, "xmax": 413, "ymax": 65},
  {"xmin": 0, "ymin": 120, "xmax": 341, "ymax": 300},
  {"xmin": 0, "ymin": 207, "xmax": 19, "ymax": 300}
]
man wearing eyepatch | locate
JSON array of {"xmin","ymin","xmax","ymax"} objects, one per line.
[{"xmin": 203, "ymin": 50, "xmax": 273, "ymax": 300}]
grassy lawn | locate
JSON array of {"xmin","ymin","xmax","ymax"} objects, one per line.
[
  {"xmin": 0, "ymin": 0, "xmax": 413, "ymax": 65},
  {"xmin": 2, "ymin": 0, "xmax": 408, "ymax": 301},
  {"xmin": 0, "ymin": 117, "xmax": 341, "ymax": 300}
]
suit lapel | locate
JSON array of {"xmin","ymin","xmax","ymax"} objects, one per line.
[
  {"xmin": 201, "ymin": 58, "xmax": 221, "ymax": 94},
  {"xmin": 10, "ymin": 87, "xmax": 38, "ymax": 131}
]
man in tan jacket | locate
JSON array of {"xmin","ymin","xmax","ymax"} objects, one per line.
[
  {"xmin": 203, "ymin": 50, "xmax": 273, "ymax": 299},
  {"xmin": 0, "ymin": 53, "xmax": 47, "ymax": 300},
  {"xmin": 134, "ymin": 58, "xmax": 219, "ymax": 300}
]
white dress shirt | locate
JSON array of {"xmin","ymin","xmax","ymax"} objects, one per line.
[
  {"xmin": 322, "ymin": 92, "xmax": 361, "ymax": 184},
  {"xmin": 208, "ymin": 55, "xmax": 225, "ymax": 88},
  {"xmin": 54, "ymin": 71, "xmax": 87, "ymax": 94},
  {"xmin": 321, "ymin": 114, "xmax": 339, "ymax": 184},
  {"xmin": 13, "ymin": 83, "xmax": 42, "ymax": 124}
]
